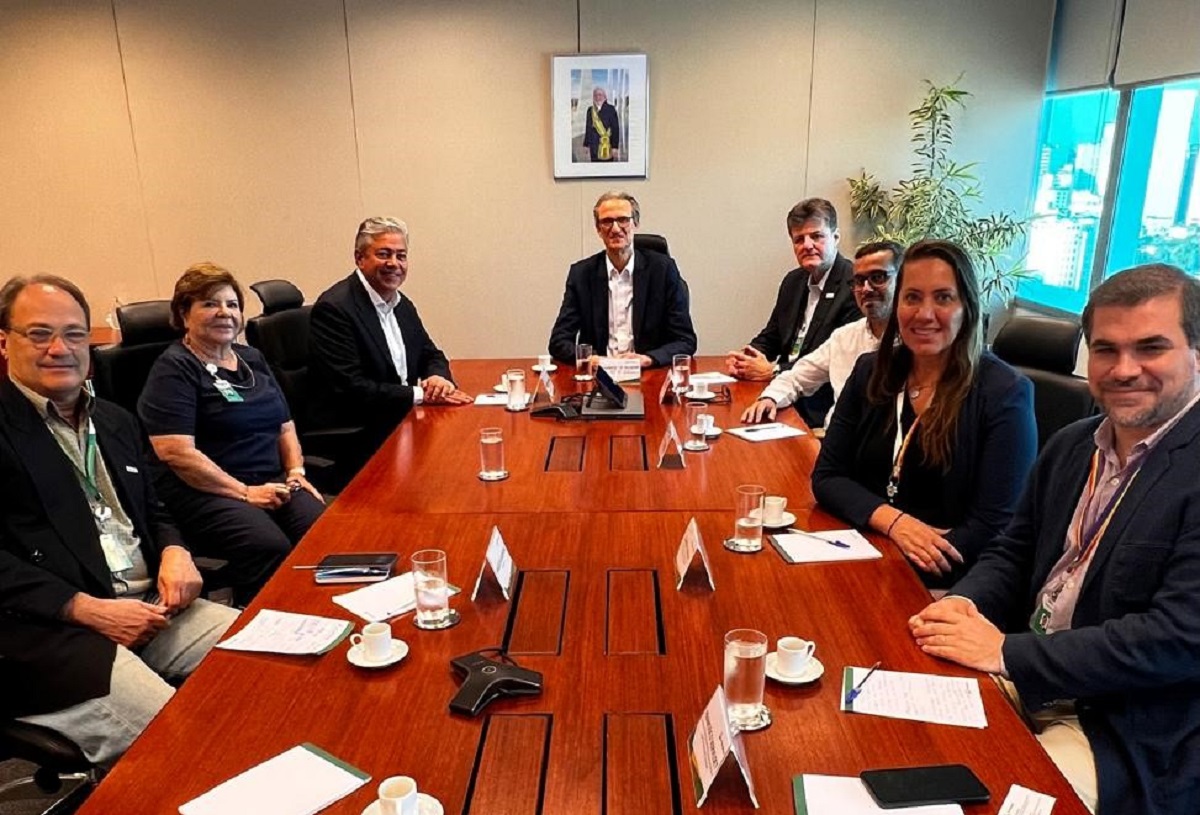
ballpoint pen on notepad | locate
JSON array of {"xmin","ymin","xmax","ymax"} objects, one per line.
[
  {"xmin": 786, "ymin": 527, "xmax": 851, "ymax": 549},
  {"xmin": 740, "ymin": 423, "xmax": 783, "ymax": 433},
  {"xmin": 845, "ymin": 661, "xmax": 882, "ymax": 705}
]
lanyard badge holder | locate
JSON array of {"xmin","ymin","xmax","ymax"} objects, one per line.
[{"xmin": 77, "ymin": 421, "xmax": 134, "ymax": 573}]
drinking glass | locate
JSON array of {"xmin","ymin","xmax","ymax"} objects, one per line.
[
  {"xmin": 730, "ymin": 484, "xmax": 765, "ymax": 552},
  {"xmin": 684, "ymin": 401, "xmax": 710, "ymax": 452},
  {"xmin": 505, "ymin": 368, "xmax": 527, "ymax": 411},
  {"xmin": 671, "ymin": 353, "xmax": 692, "ymax": 395},
  {"xmin": 724, "ymin": 629, "xmax": 771, "ymax": 731},
  {"xmin": 412, "ymin": 549, "xmax": 455, "ymax": 630},
  {"xmin": 574, "ymin": 342, "xmax": 594, "ymax": 381},
  {"xmin": 478, "ymin": 427, "xmax": 508, "ymax": 482}
]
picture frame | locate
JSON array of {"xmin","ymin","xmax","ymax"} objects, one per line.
[{"xmin": 552, "ymin": 53, "xmax": 648, "ymax": 179}]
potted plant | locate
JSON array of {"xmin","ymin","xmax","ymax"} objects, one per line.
[{"xmin": 847, "ymin": 78, "xmax": 1028, "ymax": 305}]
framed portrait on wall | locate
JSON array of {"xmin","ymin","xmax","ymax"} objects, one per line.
[{"xmin": 552, "ymin": 53, "xmax": 648, "ymax": 179}]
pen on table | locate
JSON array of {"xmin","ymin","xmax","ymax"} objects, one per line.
[
  {"xmin": 741, "ymin": 423, "xmax": 783, "ymax": 434},
  {"xmin": 786, "ymin": 528, "xmax": 851, "ymax": 549},
  {"xmin": 845, "ymin": 660, "xmax": 882, "ymax": 705}
]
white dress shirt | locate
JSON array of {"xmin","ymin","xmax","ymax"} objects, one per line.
[
  {"xmin": 761, "ymin": 317, "xmax": 879, "ymax": 426},
  {"xmin": 605, "ymin": 253, "xmax": 636, "ymax": 356},
  {"xmin": 355, "ymin": 269, "xmax": 423, "ymax": 405},
  {"xmin": 790, "ymin": 267, "xmax": 832, "ymax": 358}
]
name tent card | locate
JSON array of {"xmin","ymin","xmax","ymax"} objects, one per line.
[
  {"xmin": 598, "ymin": 356, "xmax": 642, "ymax": 382},
  {"xmin": 689, "ymin": 686, "xmax": 760, "ymax": 808},
  {"xmin": 674, "ymin": 517, "xmax": 715, "ymax": 590},
  {"xmin": 540, "ymin": 369, "xmax": 556, "ymax": 403},
  {"xmin": 657, "ymin": 420, "xmax": 686, "ymax": 470},
  {"xmin": 471, "ymin": 526, "xmax": 517, "ymax": 601},
  {"xmin": 659, "ymin": 371, "xmax": 680, "ymax": 404}
]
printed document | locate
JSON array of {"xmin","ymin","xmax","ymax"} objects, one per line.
[
  {"xmin": 215, "ymin": 609, "xmax": 351, "ymax": 655},
  {"xmin": 840, "ymin": 667, "xmax": 988, "ymax": 729}
]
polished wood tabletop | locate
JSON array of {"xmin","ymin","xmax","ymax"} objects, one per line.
[{"xmin": 76, "ymin": 359, "xmax": 1086, "ymax": 815}]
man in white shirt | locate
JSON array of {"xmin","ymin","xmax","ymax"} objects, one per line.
[
  {"xmin": 310, "ymin": 218, "xmax": 472, "ymax": 471},
  {"xmin": 740, "ymin": 241, "xmax": 901, "ymax": 426},
  {"xmin": 548, "ymin": 191, "xmax": 696, "ymax": 368}
]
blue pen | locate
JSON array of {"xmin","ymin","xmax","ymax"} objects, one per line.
[
  {"xmin": 845, "ymin": 661, "xmax": 882, "ymax": 705},
  {"xmin": 787, "ymin": 528, "xmax": 851, "ymax": 549}
]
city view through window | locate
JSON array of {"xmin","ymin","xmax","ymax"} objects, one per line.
[{"xmin": 1020, "ymin": 78, "xmax": 1200, "ymax": 314}]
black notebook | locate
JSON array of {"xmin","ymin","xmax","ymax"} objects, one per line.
[{"xmin": 313, "ymin": 553, "xmax": 398, "ymax": 584}]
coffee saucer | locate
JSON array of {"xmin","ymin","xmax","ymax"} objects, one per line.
[
  {"xmin": 689, "ymin": 425, "xmax": 723, "ymax": 438},
  {"xmin": 492, "ymin": 384, "xmax": 507, "ymax": 392},
  {"xmin": 531, "ymin": 364, "xmax": 558, "ymax": 373},
  {"xmin": 684, "ymin": 390, "xmax": 716, "ymax": 401},
  {"xmin": 347, "ymin": 640, "xmax": 409, "ymax": 669},
  {"xmin": 765, "ymin": 653, "xmax": 824, "ymax": 685},
  {"xmin": 362, "ymin": 793, "xmax": 444, "ymax": 815},
  {"xmin": 751, "ymin": 509, "xmax": 796, "ymax": 529}
]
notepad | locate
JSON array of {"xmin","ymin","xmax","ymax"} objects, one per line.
[
  {"xmin": 726, "ymin": 423, "xmax": 806, "ymax": 442},
  {"xmin": 333, "ymin": 572, "xmax": 462, "ymax": 622},
  {"xmin": 179, "ymin": 743, "xmax": 369, "ymax": 815},
  {"xmin": 840, "ymin": 667, "xmax": 988, "ymax": 729},
  {"xmin": 769, "ymin": 529, "xmax": 881, "ymax": 564},
  {"xmin": 215, "ymin": 610, "xmax": 352, "ymax": 655},
  {"xmin": 792, "ymin": 774, "xmax": 962, "ymax": 815}
]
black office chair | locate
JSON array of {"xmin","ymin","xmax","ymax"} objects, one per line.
[
  {"xmin": 0, "ymin": 720, "xmax": 95, "ymax": 814},
  {"xmin": 90, "ymin": 300, "xmax": 178, "ymax": 416},
  {"xmin": 244, "ymin": 280, "xmax": 364, "ymax": 493},
  {"xmin": 634, "ymin": 232, "xmax": 670, "ymax": 257},
  {"xmin": 992, "ymin": 314, "xmax": 1097, "ymax": 449}
]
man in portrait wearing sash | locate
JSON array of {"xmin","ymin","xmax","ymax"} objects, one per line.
[
  {"xmin": 583, "ymin": 86, "xmax": 620, "ymax": 162},
  {"xmin": 909, "ymin": 264, "xmax": 1200, "ymax": 815},
  {"xmin": 0, "ymin": 275, "xmax": 237, "ymax": 768}
]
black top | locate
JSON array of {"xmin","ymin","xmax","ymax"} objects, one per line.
[
  {"xmin": 856, "ymin": 395, "xmax": 954, "ymax": 532},
  {"xmin": 139, "ymin": 342, "xmax": 291, "ymax": 482}
]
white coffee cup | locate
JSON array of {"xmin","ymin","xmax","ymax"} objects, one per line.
[
  {"xmin": 699, "ymin": 413, "xmax": 716, "ymax": 433},
  {"xmin": 538, "ymin": 354, "xmax": 553, "ymax": 369},
  {"xmin": 377, "ymin": 775, "xmax": 418, "ymax": 815},
  {"xmin": 350, "ymin": 622, "xmax": 392, "ymax": 663},
  {"xmin": 762, "ymin": 496, "xmax": 788, "ymax": 526},
  {"xmin": 776, "ymin": 636, "xmax": 816, "ymax": 676},
  {"xmin": 692, "ymin": 379, "xmax": 711, "ymax": 397},
  {"xmin": 500, "ymin": 372, "xmax": 509, "ymax": 392}
]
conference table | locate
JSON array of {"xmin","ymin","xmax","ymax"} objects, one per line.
[{"xmin": 77, "ymin": 359, "xmax": 1086, "ymax": 814}]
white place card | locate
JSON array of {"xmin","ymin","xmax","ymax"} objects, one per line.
[
  {"xmin": 674, "ymin": 517, "xmax": 715, "ymax": 590},
  {"xmin": 472, "ymin": 526, "xmax": 517, "ymax": 601},
  {"xmin": 657, "ymin": 420, "xmax": 685, "ymax": 470},
  {"xmin": 689, "ymin": 686, "xmax": 759, "ymax": 808},
  {"xmin": 998, "ymin": 784, "xmax": 1056, "ymax": 815},
  {"xmin": 598, "ymin": 356, "xmax": 642, "ymax": 382}
]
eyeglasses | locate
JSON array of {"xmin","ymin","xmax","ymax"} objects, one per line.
[
  {"xmin": 850, "ymin": 270, "xmax": 895, "ymax": 290},
  {"xmin": 7, "ymin": 326, "xmax": 91, "ymax": 348},
  {"xmin": 597, "ymin": 216, "xmax": 633, "ymax": 229}
]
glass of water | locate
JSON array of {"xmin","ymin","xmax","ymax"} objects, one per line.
[
  {"xmin": 505, "ymin": 369, "xmax": 527, "ymax": 411},
  {"xmin": 411, "ymin": 549, "xmax": 458, "ymax": 630},
  {"xmin": 729, "ymin": 484, "xmax": 765, "ymax": 552},
  {"xmin": 684, "ymin": 401, "xmax": 711, "ymax": 452},
  {"xmin": 478, "ymin": 427, "xmax": 509, "ymax": 482},
  {"xmin": 671, "ymin": 353, "xmax": 692, "ymax": 395},
  {"xmin": 723, "ymin": 629, "xmax": 770, "ymax": 731},
  {"xmin": 574, "ymin": 342, "xmax": 594, "ymax": 382}
]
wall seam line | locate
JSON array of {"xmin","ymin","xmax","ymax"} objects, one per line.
[{"xmin": 343, "ymin": 0, "xmax": 365, "ymax": 212}]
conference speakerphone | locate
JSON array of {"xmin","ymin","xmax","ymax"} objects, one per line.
[{"xmin": 448, "ymin": 650, "xmax": 543, "ymax": 716}]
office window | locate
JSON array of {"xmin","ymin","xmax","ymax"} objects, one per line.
[
  {"xmin": 1019, "ymin": 89, "xmax": 1119, "ymax": 314},
  {"xmin": 1105, "ymin": 78, "xmax": 1200, "ymax": 278},
  {"xmin": 1020, "ymin": 78, "xmax": 1200, "ymax": 313}
]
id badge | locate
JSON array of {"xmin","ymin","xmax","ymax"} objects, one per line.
[
  {"xmin": 213, "ymin": 379, "xmax": 244, "ymax": 403},
  {"xmin": 1030, "ymin": 603, "xmax": 1050, "ymax": 636},
  {"xmin": 789, "ymin": 337, "xmax": 802, "ymax": 361},
  {"xmin": 99, "ymin": 532, "xmax": 134, "ymax": 573}
]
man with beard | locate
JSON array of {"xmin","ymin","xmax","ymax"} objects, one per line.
[
  {"xmin": 740, "ymin": 240, "xmax": 901, "ymax": 427},
  {"xmin": 909, "ymin": 264, "xmax": 1200, "ymax": 814}
]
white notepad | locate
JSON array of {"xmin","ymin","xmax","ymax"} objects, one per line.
[
  {"xmin": 793, "ymin": 774, "xmax": 963, "ymax": 814},
  {"xmin": 179, "ymin": 743, "xmax": 369, "ymax": 815},
  {"xmin": 840, "ymin": 667, "xmax": 988, "ymax": 729},
  {"xmin": 333, "ymin": 572, "xmax": 462, "ymax": 623},
  {"xmin": 769, "ymin": 529, "xmax": 882, "ymax": 564},
  {"xmin": 726, "ymin": 422, "xmax": 806, "ymax": 442},
  {"xmin": 215, "ymin": 610, "xmax": 352, "ymax": 656}
]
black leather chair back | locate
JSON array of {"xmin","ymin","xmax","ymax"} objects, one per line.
[
  {"xmin": 91, "ymin": 300, "xmax": 177, "ymax": 415},
  {"xmin": 634, "ymin": 233, "xmax": 670, "ymax": 257},
  {"xmin": 993, "ymin": 315, "xmax": 1097, "ymax": 449},
  {"xmin": 245, "ymin": 305, "xmax": 313, "ymax": 428},
  {"xmin": 249, "ymin": 280, "xmax": 304, "ymax": 316}
]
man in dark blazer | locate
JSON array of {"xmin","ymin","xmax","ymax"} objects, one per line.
[
  {"xmin": 910, "ymin": 264, "xmax": 1200, "ymax": 815},
  {"xmin": 582, "ymin": 86, "xmax": 621, "ymax": 162},
  {"xmin": 548, "ymin": 191, "xmax": 696, "ymax": 369},
  {"xmin": 726, "ymin": 198, "xmax": 861, "ymax": 426},
  {"xmin": 0, "ymin": 275, "xmax": 237, "ymax": 768},
  {"xmin": 310, "ymin": 217, "xmax": 472, "ymax": 469}
]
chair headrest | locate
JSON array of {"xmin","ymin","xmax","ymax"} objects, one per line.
[
  {"xmin": 635, "ymin": 233, "xmax": 670, "ymax": 257},
  {"xmin": 992, "ymin": 315, "xmax": 1083, "ymax": 375},
  {"xmin": 250, "ymin": 280, "xmax": 305, "ymax": 315},
  {"xmin": 116, "ymin": 301, "xmax": 177, "ymax": 346}
]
